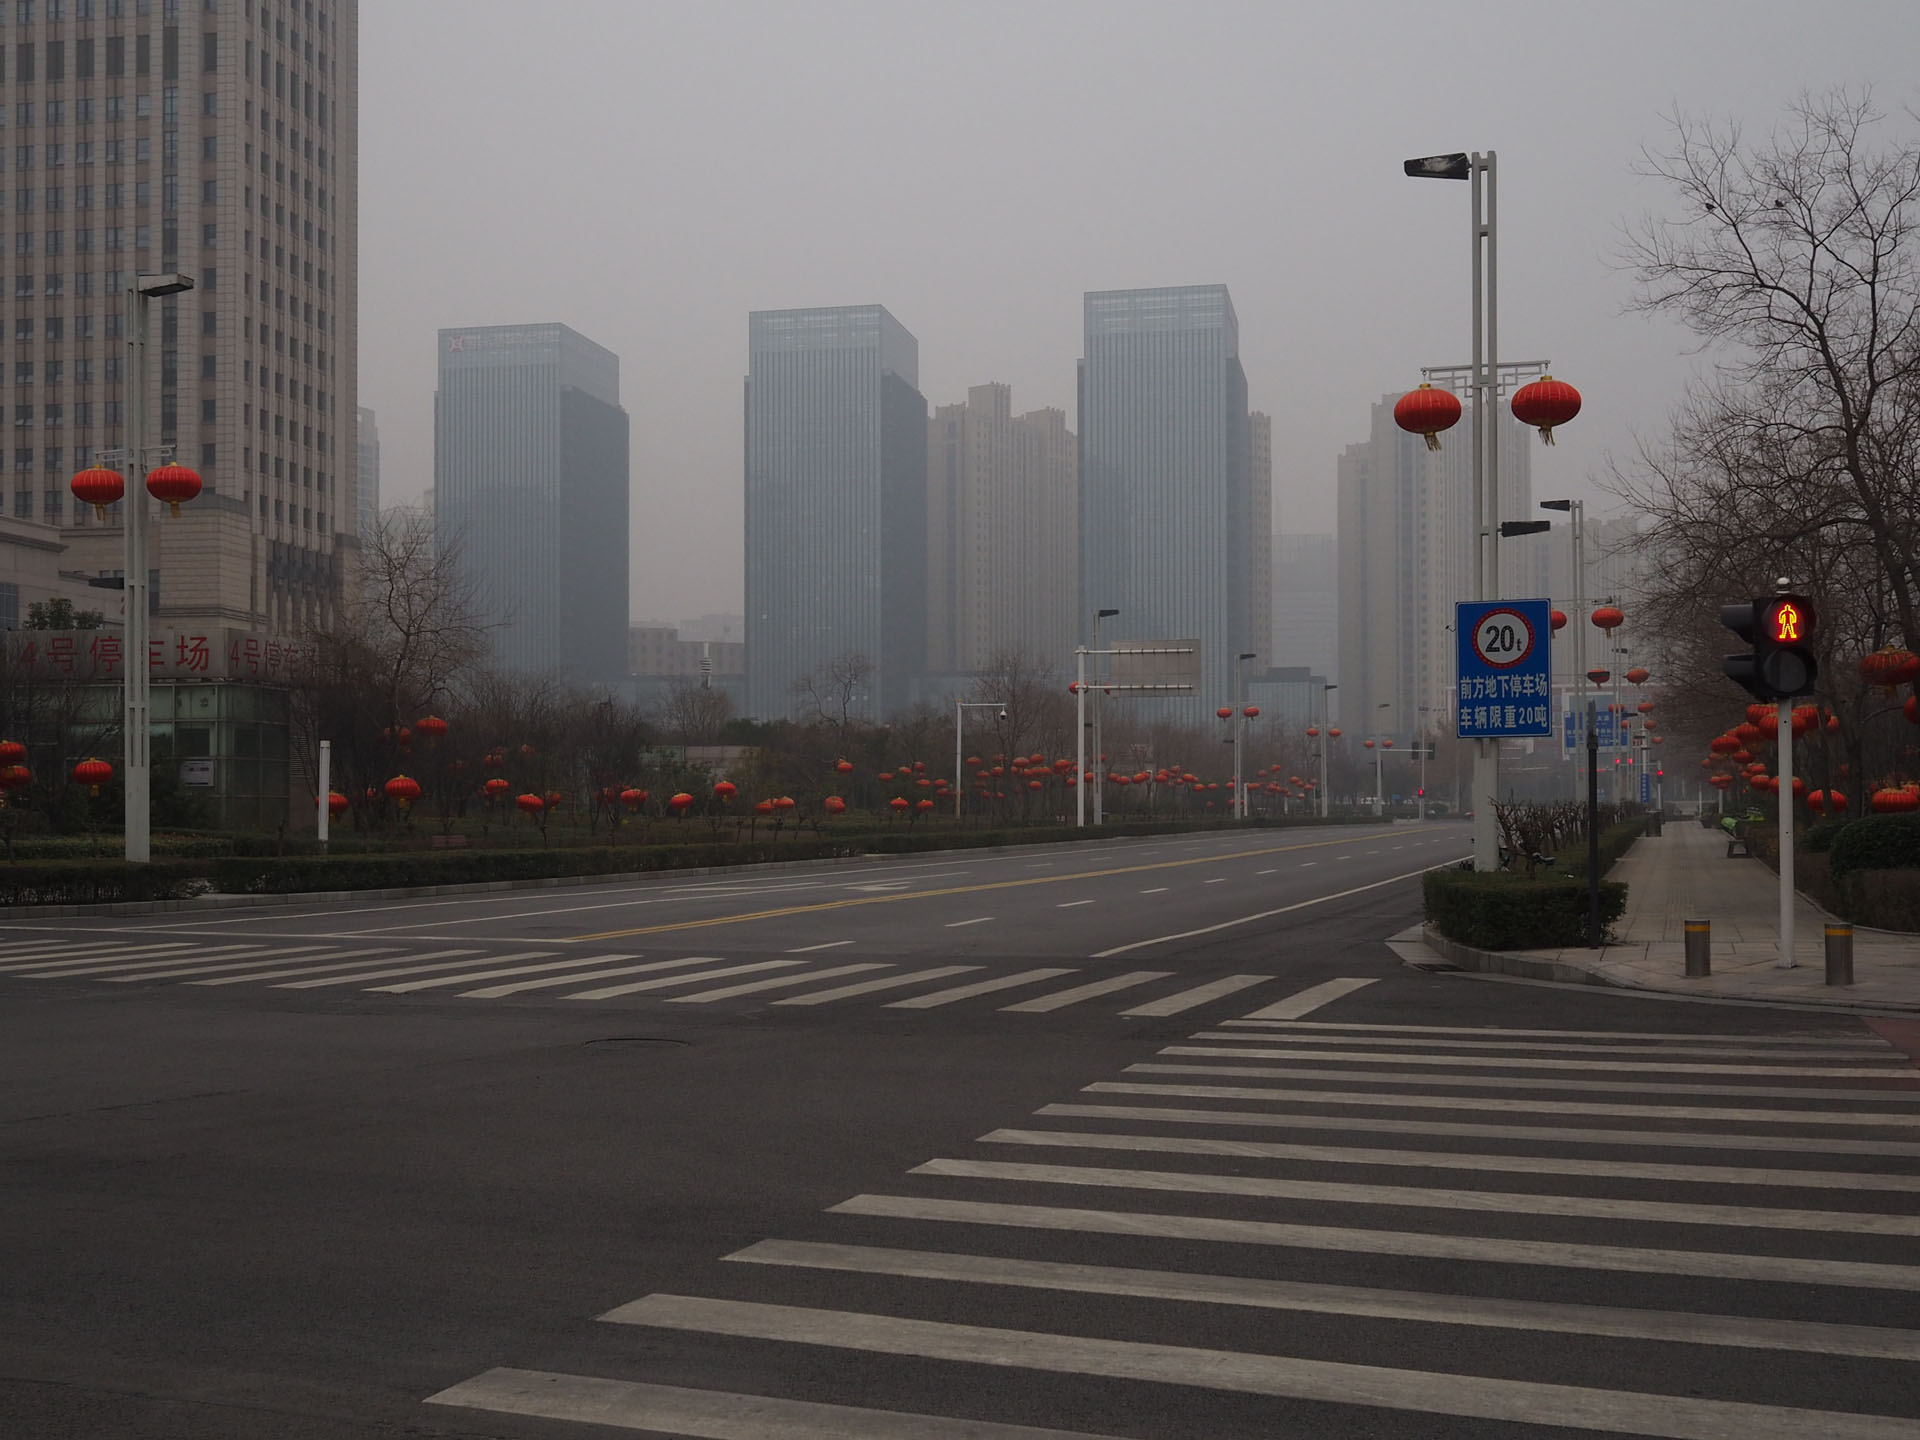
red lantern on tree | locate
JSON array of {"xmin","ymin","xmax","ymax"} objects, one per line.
[
  {"xmin": 70, "ymin": 465, "xmax": 126, "ymax": 520},
  {"xmin": 144, "ymin": 463, "xmax": 203, "ymax": 517},
  {"xmin": 484, "ymin": 777, "xmax": 510, "ymax": 799},
  {"xmin": 516, "ymin": 793, "xmax": 544, "ymax": 815},
  {"xmin": 1872, "ymin": 788, "xmax": 1918, "ymax": 814},
  {"xmin": 72, "ymin": 757, "xmax": 115, "ymax": 796},
  {"xmin": 0, "ymin": 763, "xmax": 34, "ymax": 793},
  {"xmin": 668, "ymin": 792, "xmax": 694, "ymax": 814},
  {"xmin": 1392, "ymin": 382, "xmax": 1463, "ymax": 451},
  {"xmin": 327, "ymin": 791, "xmax": 349, "ymax": 817},
  {"xmin": 620, "ymin": 787, "xmax": 646, "ymax": 809},
  {"xmin": 1860, "ymin": 648, "xmax": 1920, "ymax": 691},
  {"xmin": 1510, "ymin": 375, "xmax": 1582, "ymax": 444},
  {"xmin": 916, "ymin": 798, "xmax": 935, "ymax": 814},
  {"xmin": 835, "ymin": 759, "xmax": 854, "ymax": 775},
  {"xmin": 889, "ymin": 796, "xmax": 910, "ymax": 815},
  {"xmin": 0, "ymin": 741, "xmax": 24, "ymax": 766},
  {"xmin": 414, "ymin": 715, "xmax": 449, "ymax": 743},
  {"xmin": 384, "ymin": 774, "xmax": 422, "ymax": 808},
  {"xmin": 1625, "ymin": 667, "xmax": 1650, "ymax": 685},
  {"xmin": 774, "ymin": 796, "xmax": 796, "ymax": 813},
  {"xmin": 754, "ymin": 799, "xmax": 775, "ymax": 816},
  {"xmin": 823, "ymin": 795, "xmax": 846, "ymax": 815},
  {"xmin": 713, "ymin": 780, "xmax": 737, "ymax": 802}
]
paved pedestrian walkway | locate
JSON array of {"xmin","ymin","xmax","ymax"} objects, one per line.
[{"xmin": 1430, "ymin": 818, "xmax": 1920, "ymax": 1012}]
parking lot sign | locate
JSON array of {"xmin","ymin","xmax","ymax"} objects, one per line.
[{"xmin": 1456, "ymin": 599, "xmax": 1553, "ymax": 739}]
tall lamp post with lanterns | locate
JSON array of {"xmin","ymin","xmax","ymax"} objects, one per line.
[{"xmin": 70, "ymin": 271, "xmax": 203, "ymax": 865}]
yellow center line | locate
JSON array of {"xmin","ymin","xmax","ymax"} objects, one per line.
[{"xmin": 565, "ymin": 829, "xmax": 1439, "ymax": 942}]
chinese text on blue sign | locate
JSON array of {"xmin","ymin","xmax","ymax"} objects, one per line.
[{"xmin": 1456, "ymin": 599, "xmax": 1553, "ymax": 739}]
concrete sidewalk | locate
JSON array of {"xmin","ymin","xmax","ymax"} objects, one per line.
[{"xmin": 1423, "ymin": 817, "xmax": 1920, "ymax": 1011}]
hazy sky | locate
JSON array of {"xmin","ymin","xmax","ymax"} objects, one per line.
[{"xmin": 358, "ymin": 0, "xmax": 1920, "ymax": 624}]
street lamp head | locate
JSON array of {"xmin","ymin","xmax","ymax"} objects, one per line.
[
  {"xmin": 1539, "ymin": 499, "xmax": 1573, "ymax": 512},
  {"xmin": 1238, "ymin": 651, "xmax": 1257, "ymax": 661},
  {"xmin": 1096, "ymin": 607, "xmax": 1120, "ymax": 619},
  {"xmin": 998, "ymin": 709, "xmax": 1008, "ymax": 722},
  {"xmin": 1403, "ymin": 153, "xmax": 1471, "ymax": 180},
  {"xmin": 136, "ymin": 272, "xmax": 196, "ymax": 298}
]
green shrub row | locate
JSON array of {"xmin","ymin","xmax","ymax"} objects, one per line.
[
  {"xmin": 1555, "ymin": 817, "xmax": 1648, "ymax": 881},
  {"xmin": 1424, "ymin": 869, "xmax": 1628, "ymax": 950},
  {"xmin": 0, "ymin": 861, "xmax": 211, "ymax": 906},
  {"xmin": 1827, "ymin": 814, "xmax": 1920, "ymax": 878}
]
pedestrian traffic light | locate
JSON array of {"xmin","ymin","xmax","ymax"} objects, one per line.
[{"xmin": 1721, "ymin": 593, "xmax": 1818, "ymax": 700}]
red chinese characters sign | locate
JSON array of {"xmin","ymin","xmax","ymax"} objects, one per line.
[{"xmin": 5, "ymin": 629, "xmax": 310, "ymax": 683}]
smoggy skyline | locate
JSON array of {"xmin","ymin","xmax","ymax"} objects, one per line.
[{"xmin": 357, "ymin": 0, "xmax": 1920, "ymax": 622}]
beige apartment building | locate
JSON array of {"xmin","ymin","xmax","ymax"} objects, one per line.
[
  {"xmin": 926, "ymin": 383, "xmax": 1077, "ymax": 675},
  {"xmin": 7, "ymin": 0, "xmax": 359, "ymax": 636},
  {"xmin": 628, "ymin": 623, "xmax": 745, "ymax": 680}
]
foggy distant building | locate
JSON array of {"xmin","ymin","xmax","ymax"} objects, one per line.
[
  {"xmin": 1078, "ymin": 285, "xmax": 1263, "ymax": 722},
  {"xmin": 435, "ymin": 324, "xmax": 629, "ymax": 681},
  {"xmin": 1246, "ymin": 411, "xmax": 1274, "ymax": 668},
  {"xmin": 744, "ymin": 305, "xmax": 928, "ymax": 720},
  {"xmin": 927, "ymin": 385, "xmax": 1077, "ymax": 675},
  {"xmin": 1272, "ymin": 532, "xmax": 1337, "ymax": 686},
  {"xmin": 1336, "ymin": 393, "xmax": 1533, "ymax": 745},
  {"xmin": 356, "ymin": 408, "xmax": 381, "ymax": 540}
]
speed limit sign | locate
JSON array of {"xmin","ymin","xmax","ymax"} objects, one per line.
[
  {"xmin": 1456, "ymin": 599, "xmax": 1553, "ymax": 738},
  {"xmin": 1471, "ymin": 607, "xmax": 1536, "ymax": 669}
]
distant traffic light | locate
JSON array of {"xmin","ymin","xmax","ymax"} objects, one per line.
[{"xmin": 1722, "ymin": 592, "xmax": 1819, "ymax": 700}]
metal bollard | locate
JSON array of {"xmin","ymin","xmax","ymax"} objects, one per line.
[
  {"xmin": 1825, "ymin": 923, "xmax": 1854, "ymax": 987},
  {"xmin": 1684, "ymin": 919, "xmax": 1711, "ymax": 978}
]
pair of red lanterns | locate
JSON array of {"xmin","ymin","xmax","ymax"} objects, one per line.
[
  {"xmin": 1393, "ymin": 376, "xmax": 1582, "ymax": 450},
  {"xmin": 70, "ymin": 463, "xmax": 204, "ymax": 519}
]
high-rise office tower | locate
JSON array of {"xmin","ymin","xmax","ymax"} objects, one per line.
[
  {"xmin": 1336, "ymin": 393, "xmax": 1533, "ymax": 744},
  {"xmin": 926, "ymin": 383, "xmax": 1077, "ymax": 676},
  {"xmin": 1246, "ymin": 409, "xmax": 1273, "ymax": 668},
  {"xmin": 435, "ymin": 323, "xmax": 629, "ymax": 681},
  {"xmin": 1271, "ymin": 531, "xmax": 1337, "ymax": 683},
  {"xmin": 744, "ymin": 305, "xmax": 927, "ymax": 720},
  {"xmin": 6, "ymin": 1, "xmax": 360, "ymax": 634},
  {"xmin": 1078, "ymin": 285, "xmax": 1261, "ymax": 721},
  {"xmin": 354, "ymin": 403, "xmax": 377, "ymax": 538}
]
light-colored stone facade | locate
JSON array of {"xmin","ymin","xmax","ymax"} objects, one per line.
[
  {"xmin": 628, "ymin": 623, "xmax": 745, "ymax": 679},
  {"xmin": 926, "ymin": 383, "xmax": 1077, "ymax": 675},
  {"xmin": 7, "ymin": 1, "xmax": 358, "ymax": 637}
]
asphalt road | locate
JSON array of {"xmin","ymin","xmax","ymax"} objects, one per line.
[{"xmin": 4, "ymin": 817, "xmax": 1918, "ymax": 1440}]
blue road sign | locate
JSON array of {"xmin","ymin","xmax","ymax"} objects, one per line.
[
  {"xmin": 1456, "ymin": 599, "xmax": 1553, "ymax": 739},
  {"xmin": 1562, "ymin": 700, "xmax": 1623, "ymax": 753},
  {"xmin": 1641, "ymin": 772, "xmax": 1652, "ymax": 804}
]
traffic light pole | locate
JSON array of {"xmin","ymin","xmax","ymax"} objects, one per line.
[{"xmin": 1778, "ymin": 697, "xmax": 1796, "ymax": 969}]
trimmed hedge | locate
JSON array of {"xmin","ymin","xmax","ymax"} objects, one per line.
[
  {"xmin": 1828, "ymin": 814, "xmax": 1920, "ymax": 879},
  {"xmin": 1556, "ymin": 817, "xmax": 1648, "ymax": 881},
  {"xmin": 0, "ymin": 861, "xmax": 211, "ymax": 906},
  {"xmin": 1424, "ymin": 869, "xmax": 1627, "ymax": 950},
  {"xmin": 1802, "ymin": 819, "xmax": 1854, "ymax": 854}
]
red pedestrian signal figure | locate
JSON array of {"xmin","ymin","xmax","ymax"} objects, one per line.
[{"xmin": 1772, "ymin": 601, "xmax": 1802, "ymax": 642}]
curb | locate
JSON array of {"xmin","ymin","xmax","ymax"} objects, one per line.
[{"xmin": 1420, "ymin": 923, "xmax": 1920, "ymax": 1014}]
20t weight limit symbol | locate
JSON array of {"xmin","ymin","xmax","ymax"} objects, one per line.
[{"xmin": 1472, "ymin": 608, "xmax": 1537, "ymax": 670}]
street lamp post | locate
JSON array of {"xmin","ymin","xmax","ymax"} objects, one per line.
[
  {"xmin": 1373, "ymin": 701, "xmax": 1391, "ymax": 818},
  {"xmin": 113, "ymin": 271, "xmax": 196, "ymax": 865},
  {"xmin": 1318, "ymin": 683, "xmax": 1336, "ymax": 819},
  {"xmin": 1091, "ymin": 607, "xmax": 1118, "ymax": 826},
  {"xmin": 1541, "ymin": 497, "xmax": 1586, "ymax": 801},
  {"xmin": 1233, "ymin": 651, "xmax": 1257, "ymax": 819},
  {"xmin": 1406, "ymin": 149, "xmax": 1501, "ymax": 872},
  {"xmin": 954, "ymin": 699, "xmax": 1005, "ymax": 821}
]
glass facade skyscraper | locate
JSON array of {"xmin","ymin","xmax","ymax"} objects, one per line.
[
  {"xmin": 1078, "ymin": 285, "xmax": 1258, "ymax": 723},
  {"xmin": 744, "ymin": 305, "xmax": 927, "ymax": 720},
  {"xmin": 435, "ymin": 323, "xmax": 629, "ymax": 682}
]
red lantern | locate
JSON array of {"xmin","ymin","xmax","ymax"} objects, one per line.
[
  {"xmin": 1364, "ymin": 739, "xmax": 1375, "ymax": 749},
  {"xmin": 1028, "ymin": 779, "xmax": 1043, "ymax": 792},
  {"xmin": 1860, "ymin": 648, "xmax": 1920, "ymax": 690},
  {"xmin": 1734, "ymin": 723, "xmax": 1763, "ymax": 746},
  {"xmin": 668, "ymin": 792, "xmax": 694, "ymax": 812},
  {"xmin": 516, "ymin": 793, "xmax": 544, "ymax": 815},
  {"xmin": 753, "ymin": 799, "xmax": 775, "ymax": 816},
  {"xmin": 835, "ymin": 759, "xmax": 854, "ymax": 775},
  {"xmin": 714, "ymin": 780, "xmax": 737, "ymax": 801},
  {"xmin": 889, "ymin": 796, "xmax": 910, "ymax": 813},
  {"xmin": 620, "ymin": 787, "xmax": 646, "ymax": 809},
  {"xmin": 1586, "ymin": 668, "xmax": 1610, "ymax": 686},
  {"xmin": 1549, "ymin": 610, "xmax": 1567, "ymax": 633},
  {"xmin": 72, "ymin": 757, "xmax": 115, "ymax": 796},
  {"xmin": 1243, "ymin": 706, "xmax": 1259, "ymax": 718},
  {"xmin": 1829, "ymin": 790, "xmax": 1849, "ymax": 814},
  {"xmin": 878, "ymin": 771, "xmax": 894, "ymax": 783},
  {"xmin": 144, "ymin": 463, "xmax": 203, "ymax": 517},
  {"xmin": 1392, "ymin": 382, "xmax": 1463, "ymax": 451},
  {"xmin": 414, "ymin": 715, "xmax": 449, "ymax": 742},
  {"xmin": 1637, "ymin": 701, "xmax": 1655, "ymax": 714},
  {"xmin": 327, "ymin": 791, "xmax": 349, "ymax": 817},
  {"xmin": 1510, "ymin": 375, "xmax": 1582, "ymax": 444},
  {"xmin": 1590, "ymin": 606, "xmax": 1624, "ymax": 633},
  {"xmin": 0, "ymin": 741, "xmax": 23, "ymax": 766},
  {"xmin": 70, "ymin": 465, "xmax": 126, "ymax": 520},
  {"xmin": 1625, "ymin": 667, "xmax": 1650, "ymax": 686},
  {"xmin": 484, "ymin": 777, "xmax": 510, "ymax": 798},
  {"xmin": 1709, "ymin": 735, "xmax": 1739, "ymax": 756},
  {"xmin": 1329, "ymin": 728, "xmax": 1341, "ymax": 738},
  {"xmin": 1306, "ymin": 726, "xmax": 1320, "ymax": 737},
  {"xmin": 916, "ymin": 798, "xmax": 935, "ymax": 813},
  {"xmin": 1872, "ymin": 788, "xmax": 1918, "ymax": 814},
  {"xmin": 775, "ymin": 796, "xmax": 796, "ymax": 811},
  {"xmin": 1216, "ymin": 707, "xmax": 1234, "ymax": 720},
  {"xmin": 823, "ymin": 795, "xmax": 846, "ymax": 815},
  {"xmin": 0, "ymin": 763, "xmax": 33, "ymax": 793},
  {"xmin": 1792, "ymin": 705, "xmax": 1819, "ymax": 737},
  {"xmin": 382, "ymin": 775, "xmax": 421, "ymax": 806}
]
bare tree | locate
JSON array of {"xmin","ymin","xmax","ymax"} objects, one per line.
[
  {"xmin": 791, "ymin": 651, "xmax": 872, "ymax": 757},
  {"xmin": 659, "ymin": 679, "xmax": 734, "ymax": 746}
]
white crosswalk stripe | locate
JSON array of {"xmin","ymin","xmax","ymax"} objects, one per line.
[
  {"xmin": 193, "ymin": 948, "xmax": 484, "ymax": 986},
  {"xmin": 430, "ymin": 994, "xmax": 1920, "ymax": 1437}
]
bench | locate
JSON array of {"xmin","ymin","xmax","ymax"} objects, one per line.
[{"xmin": 1721, "ymin": 813, "xmax": 1764, "ymax": 858}]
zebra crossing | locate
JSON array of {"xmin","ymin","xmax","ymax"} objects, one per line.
[
  {"xmin": 0, "ymin": 933, "xmax": 1280, "ymax": 1019},
  {"xmin": 428, "ymin": 993, "xmax": 1920, "ymax": 1439}
]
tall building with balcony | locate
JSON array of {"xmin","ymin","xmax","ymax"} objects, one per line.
[
  {"xmin": 926, "ymin": 383, "xmax": 1077, "ymax": 676},
  {"xmin": 434, "ymin": 323, "xmax": 629, "ymax": 682},
  {"xmin": 5, "ymin": 1, "xmax": 360, "ymax": 635},
  {"xmin": 744, "ymin": 304, "xmax": 928, "ymax": 720},
  {"xmin": 1077, "ymin": 284, "xmax": 1263, "ymax": 722}
]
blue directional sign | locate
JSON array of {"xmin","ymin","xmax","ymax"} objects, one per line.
[
  {"xmin": 1562, "ymin": 702, "xmax": 1623, "ymax": 754},
  {"xmin": 1456, "ymin": 599, "xmax": 1553, "ymax": 739}
]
